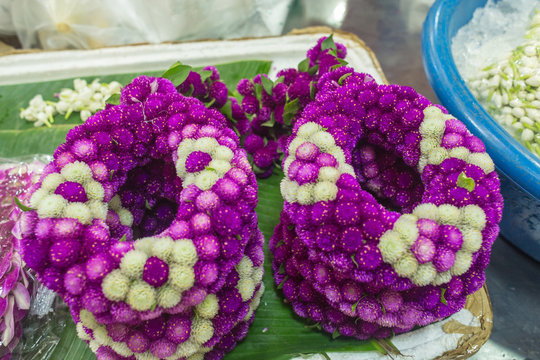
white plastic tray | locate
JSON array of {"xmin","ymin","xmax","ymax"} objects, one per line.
[{"xmin": 0, "ymin": 30, "xmax": 490, "ymax": 360}]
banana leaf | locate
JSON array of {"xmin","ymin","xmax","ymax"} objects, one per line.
[{"xmin": 0, "ymin": 60, "xmax": 379, "ymax": 360}]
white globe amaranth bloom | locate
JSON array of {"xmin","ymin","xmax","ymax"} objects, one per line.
[
  {"xmin": 76, "ymin": 323, "xmax": 92, "ymax": 341},
  {"xmin": 394, "ymin": 255, "xmax": 419, "ymax": 277},
  {"xmin": 196, "ymin": 294, "xmax": 219, "ymax": 319},
  {"xmin": 64, "ymin": 202, "xmax": 92, "ymax": 224},
  {"xmin": 89, "ymin": 340, "xmax": 100, "ymax": 353},
  {"xmin": 110, "ymin": 341, "xmax": 133, "ymax": 357},
  {"xmin": 120, "ymin": 250, "xmax": 148, "ymax": 278},
  {"xmin": 169, "ymin": 264, "xmax": 195, "ymax": 291},
  {"xmin": 174, "ymin": 340, "xmax": 199, "ymax": 358},
  {"xmin": 434, "ymin": 271, "xmax": 452, "ymax": 286},
  {"xmin": 378, "ymin": 231, "xmax": 406, "ymax": 263},
  {"xmin": 420, "ymin": 138, "xmax": 440, "ymax": 154},
  {"xmin": 318, "ymin": 166, "xmax": 340, "ymax": 182},
  {"xmin": 117, "ymin": 208, "xmax": 134, "ymax": 227},
  {"xmin": 88, "ymin": 200, "xmax": 108, "ymax": 220},
  {"xmin": 449, "ymin": 146, "xmax": 470, "ymax": 160},
  {"xmin": 126, "ymin": 280, "xmax": 156, "ymax": 311},
  {"xmin": 309, "ymin": 131, "xmax": 335, "ymax": 151},
  {"xmin": 428, "ymin": 148, "xmax": 449, "ymax": 165},
  {"xmin": 423, "ymin": 105, "xmax": 443, "ymax": 119},
  {"xmin": 171, "ymin": 239, "xmax": 198, "ymax": 266},
  {"xmin": 79, "ymin": 309, "xmax": 98, "ymax": 328},
  {"xmin": 30, "ymin": 187, "xmax": 50, "ymax": 208},
  {"xmin": 411, "ymin": 263, "xmax": 437, "ymax": 286},
  {"xmin": 438, "ymin": 204, "xmax": 461, "ymax": 225},
  {"xmin": 194, "ymin": 137, "xmax": 219, "ymax": 154},
  {"xmin": 134, "ymin": 237, "xmax": 154, "ymax": 254},
  {"xmin": 102, "ymin": 270, "xmax": 130, "ymax": 301},
  {"xmin": 252, "ymin": 267, "xmax": 264, "ymax": 283},
  {"xmin": 236, "ymin": 257, "xmax": 254, "ymax": 278},
  {"xmin": 451, "ymin": 250, "xmax": 473, "ymax": 276},
  {"xmin": 207, "ymin": 159, "xmax": 231, "ymax": 177},
  {"xmin": 461, "ymin": 205, "xmax": 487, "ymax": 230},
  {"xmin": 296, "ymin": 184, "xmax": 315, "ymax": 205},
  {"xmin": 280, "ymin": 179, "xmax": 299, "ymax": 203},
  {"xmin": 195, "ymin": 170, "xmax": 220, "ymax": 191},
  {"xmin": 393, "ymin": 216, "xmax": 419, "ymax": 245},
  {"xmin": 108, "ymin": 195, "xmax": 122, "ymax": 210},
  {"xmin": 412, "ymin": 203, "xmax": 439, "ymax": 221},
  {"xmin": 92, "ymin": 326, "xmax": 112, "ymax": 346},
  {"xmin": 83, "ymin": 181, "xmax": 105, "ymax": 201},
  {"xmin": 461, "ymin": 228, "xmax": 483, "ymax": 252},
  {"xmin": 237, "ymin": 278, "xmax": 256, "ymax": 301},
  {"xmin": 151, "ymin": 236, "xmax": 174, "ymax": 261},
  {"xmin": 157, "ymin": 285, "xmax": 182, "ymax": 308},
  {"xmin": 41, "ymin": 173, "xmax": 65, "ymax": 191},
  {"xmin": 297, "ymin": 122, "xmax": 322, "ymax": 140},
  {"xmin": 467, "ymin": 153, "xmax": 495, "ymax": 174},
  {"xmin": 190, "ymin": 318, "xmax": 214, "ymax": 344},
  {"xmin": 214, "ymin": 146, "xmax": 234, "ymax": 161},
  {"xmin": 60, "ymin": 161, "xmax": 93, "ymax": 183},
  {"xmin": 313, "ymin": 181, "xmax": 338, "ymax": 202}
]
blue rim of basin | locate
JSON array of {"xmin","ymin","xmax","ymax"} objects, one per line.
[{"xmin": 421, "ymin": 0, "xmax": 540, "ymax": 200}]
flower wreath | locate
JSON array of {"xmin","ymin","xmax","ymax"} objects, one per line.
[
  {"xmin": 17, "ymin": 76, "xmax": 264, "ymax": 360},
  {"xmin": 270, "ymin": 67, "xmax": 503, "ymax": 339}
]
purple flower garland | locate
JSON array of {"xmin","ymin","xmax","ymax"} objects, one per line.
[
  {"xmin": 234, "ymin": 36, "xmax": 348, "ymax": 178},
  {"xmin": 16, "ymin": 76, "xmax": 264, "ymax": 360},
  {"xmin": 270, "ymin": 66, "xmax": 503, "ymax": 339}
]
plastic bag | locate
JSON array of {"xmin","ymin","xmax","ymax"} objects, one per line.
[
  {"xmin": 7, "ymin": 0, "xmax": 293, "ymax": 49},
  {"xmin": 0, "ymin": 155, "xmax": 68, "ymax": 360},
  {"xmin": 0, "ymin": 0, "xmax": 14, "ymax": 35}
]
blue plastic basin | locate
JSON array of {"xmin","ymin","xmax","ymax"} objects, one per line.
[{"xmin": 422, "ymin": 0, "xmax": 540, "ymax": 261}]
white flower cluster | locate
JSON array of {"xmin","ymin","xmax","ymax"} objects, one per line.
[
  {"xmin": 175, "ymin": 137, "xmax": 234, "ymax": 190},
  {"xmin": 378, "ymin": 203, "xmax": 487, "ymax": 286},
  {"xmin": 29, "ymin": 161, "xmax": 107, "ymax": 224},
  {"xmin": 235, "ymin": 256, "xmax": 264, "ymax": 303},
  {"xmin": 20, "ymin": 78, "xmax": 122, "ymax": 126},
  {"xmin": 103, "ymin": 235, "xmax": 198, "ymax": 311},
  {"xmin": 468, "ymin": 10, "xmax": 540, "ymax": 157},
  {"xmin": 281, "ymin": 122, "xmax": 355, "ymax": 205},
  {"xmin": 418, "ymin": 106, "xmax": 495, "ymax": 174}
]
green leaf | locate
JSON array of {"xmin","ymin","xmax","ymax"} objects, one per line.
[
  {"xmin": 351, "ymin": 254, "xmax": 359, "ymax": 268},
  {"xmin": 161, "ymin": 62, "xmax": 192, "ymax": 86},
  {"xmin": 277, "ymin": 275, "xmax": 289, "ymax": 289},
  {"xmin": 254, "ymin": 83, "xmax": 263, "ymax": 100},
  {"xmin": 14, "ymin": 196, "xmax": 33, "ymax": 212},
  {"xmin": 275, "ymin": 76, "xmax": 285, "ymax": 84},
  {"xmin": 351, "ymin": 300, "xmax": 360, "ymax": 314},
  {"xmin": 221, "ymin": 100, "xmax": 234, "ymax": 121},
  {"xmin": 332, "ymin": 328, "xmax": 341, "ymax": 339},
  {"xmin": 109, "ymin": 170, "xmax": 114, "ymax": 181},
  {"xmin": 321, "ymin": 352, "xmax": 332, "ymax": 360},
  {"xmin": 298, "ymin": 58, "xmax": 310, "ymax": 73},
  {"xmin": 105, "ymin": 93, "xmax": 121, "ymax": 105},
  {"xmin": 261, "ymin": 116, "xmax": 276, "ymax": 128},
  {"xmin": 119, "ymin": 234, "xmax": 126, "ymax": 242},
  {"xmin": 310, "ymin": 81, "xmax": 316, "ymax": 100},
  {"xmin": 145, "ymin": 199, "xmax": 152, "ymax": 210},
  {"xmin": 198, "ymin": 69, "xmax": 214, "ymax": 83},
  {"xmin": 456, "ymin": 172, "xmax": 475, "ymax": 192},
  {"xmin": 282, "ymin": 98, "xmax": 300, "ymax": 126},
  {"xmin": 338, "ymin": 73, "xmax": 352, "ymax": 85},
  {"xmin": 261, "ymin": 76, "xmax": 274, "ymax": 96},
  {"xmin": 441, "ymin": 288, "xmax": 448, "ymax": 305},
  {"xmin": 307, "ymin": 65, "xmax": 319, "ymax": 76},
  {"xmin": 321, "ymin": 34, "xmax": 336, "ymax": 51}
]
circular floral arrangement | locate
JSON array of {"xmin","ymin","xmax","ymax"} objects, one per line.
[
  {"xmin": 17, "ymin": 76, "xmax": 264, "ymax": 360},
  {"xmin": 270, "ymin": 67, "xmax": 503, "ymax": 339}
]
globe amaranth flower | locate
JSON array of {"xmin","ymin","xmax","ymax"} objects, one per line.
[
  {"xmin": 271, "ymin": 63, "xmax": 503, "ymax": 340},
  {"xmin": 231, "ymin": 36, "xmax": 348, "ymax": 178},
  {"xmin": 16, "ymin": 75, "xmax": 265, "ymax": 360}
]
